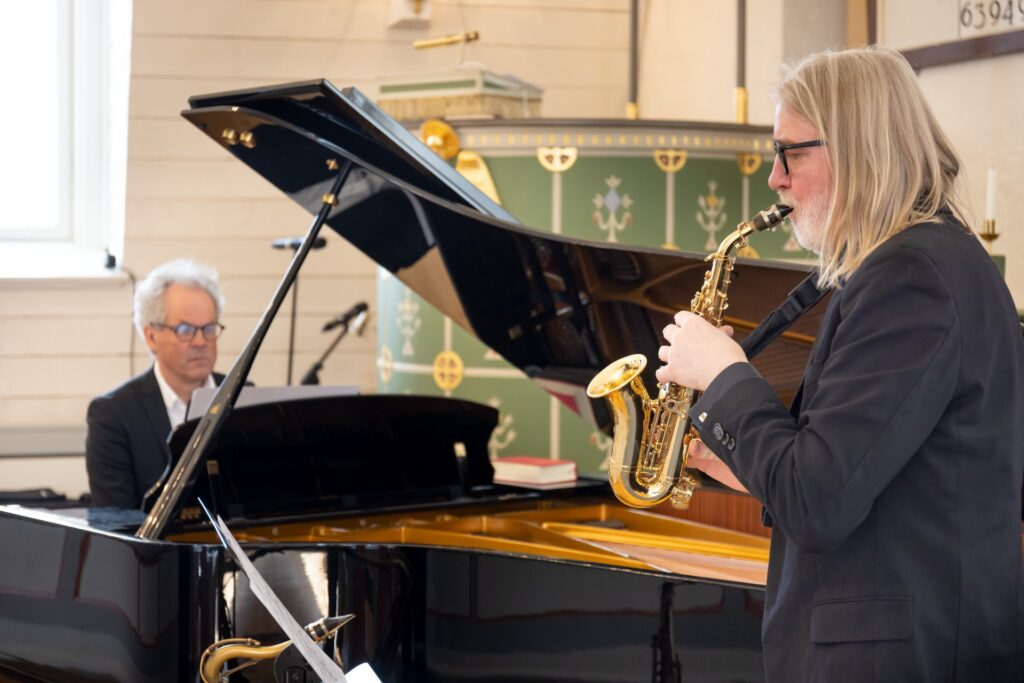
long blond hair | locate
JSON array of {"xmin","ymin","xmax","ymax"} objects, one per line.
[{"xmin": 775, "ymin": 46, "xmax": 969, "ymax": 288}]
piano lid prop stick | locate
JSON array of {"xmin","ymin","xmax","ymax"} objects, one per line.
[{"xmin": 137, "ymin": 161, "xmax": 355, "ymax": 540}]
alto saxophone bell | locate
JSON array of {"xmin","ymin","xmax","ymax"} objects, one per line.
[
  {"xmin": 587, "ymin": 353, "xmax": 648, "ymax": 399},
  {"xmin": 589, "ymin": 204, "xmax": 791, "ymax": 509}
]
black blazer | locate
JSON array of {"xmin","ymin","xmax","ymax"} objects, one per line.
[
  {"xmin": 85, "ymin": 368, "xmax": 223, "ymax": 509},
  {"xmin": 693, "ymin": 216, "xmax": 1024, "ymax": 681}
]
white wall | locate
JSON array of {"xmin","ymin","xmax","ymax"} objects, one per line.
[
  {"xmin": 917, "ymin": 55, "xmax": 1024, "ymax": 303},
  {"xmin": 877, "ymin": 0, "xmax": 1024, "ymax": 316}
]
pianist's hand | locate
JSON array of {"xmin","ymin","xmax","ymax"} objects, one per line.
[
  {"xmin": 655, "ymin": 311, "xmax": 747, "ymax": 391},
  {"xmin": 688, "ymin": 439, "xmax": 749, "ymax": 493}
]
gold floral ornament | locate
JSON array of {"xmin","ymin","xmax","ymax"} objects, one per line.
[
  {"xmin": 419, "ymin": 119, "xmax": 460, "ymax": 160},
  {"xmin": 592, "ymin": 176, "xmax": 634, "ymax": 243},
  {"xmin": 697, "ymin": 180, "xmax": 728, "ymax": 250},
  {"xmin": 433, "ymin": 350, "xmax": 465, "ymax": 391},
  {"xmin": 653, "ymin": 149, "xmax": 687, "ymax": 173},
  {"xmin": 736, "ymin": 152, "xmax": 762, "ymax": 176},
  {"xmin": 377, "ymin": 345, "xmax": 394, "ymax": 384},
  {"xmin": 536, "ymin": 146, "xmax": 578, "ymax": 173}
]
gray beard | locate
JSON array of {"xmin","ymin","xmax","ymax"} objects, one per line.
[
  {"xmin": 791, "ymin": 216, "xmax": 822, "ymax": 254},
  {"xmin": 780, "ymin": 195, "xmax": 826, "ymax": 255}
]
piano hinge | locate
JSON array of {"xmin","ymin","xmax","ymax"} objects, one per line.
[{"xmin": 179, "ymin": 506, "xmax": 201, "ymax": 522}]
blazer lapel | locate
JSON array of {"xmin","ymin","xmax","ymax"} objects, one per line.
[
  {"xmin": 791, "ymin": 287, "xmax": 845, "ymax": 416},
  {"xmin": 136, "ymin": 367, "xmax": 173, "ymax": 464}
]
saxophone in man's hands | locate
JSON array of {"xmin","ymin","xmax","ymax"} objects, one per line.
[{"xmin": 586, "ymin": 204, "xmax": 791, "ymax": 508}]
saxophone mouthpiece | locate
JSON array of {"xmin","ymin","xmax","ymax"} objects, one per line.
[
  {"xmin": 306, "ymin": 614, "xmax": 356, "ymax": 640},
  {"xmin": 753, "ymin": 204, "xmax": 792, "ymax": 232}
]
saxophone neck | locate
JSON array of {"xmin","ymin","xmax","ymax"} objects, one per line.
[
  {"xmin": 713, "ymin": 223, "xmax": 755, "ymax": 258},
  {"xmin": 704, "ymin": 203, "xmax": 793, "ymax": 263}
]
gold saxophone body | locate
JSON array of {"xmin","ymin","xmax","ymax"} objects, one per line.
[
  {"xmin": 586, "ymin": 204, "xmax": 792, "ymax": 509},
  {"xmin": 200, "ymin": 614, "xmax": 354, "ymax": 683}
]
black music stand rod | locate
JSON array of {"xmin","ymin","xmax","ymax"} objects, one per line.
[
  {"xmin": 137, "ymin": 162, "xmax": 353, "ymax": 540},
  {"xmin": 272, "ymin": 236, "xmax": 327, "ymax": 385}
]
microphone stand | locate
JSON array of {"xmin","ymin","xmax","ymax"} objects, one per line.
[
  {"xmin": 300, "ymin": 315, "xmax": 361, "ymax": 385},
  {"xmin": 273, "ymin": 236, "xmax": 326, "ymax": 385},
  {"xmin": 299, "ymin": 309, "xmax": 364, "ymax": 385}
]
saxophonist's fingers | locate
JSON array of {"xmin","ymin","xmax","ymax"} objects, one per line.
[
  {"xmin": 655, "ymin": 364, "xmax": 669, "ymax": 384},
  {"xmin": 673, "ymin": 310, "xmax": 696, "ymax": 326},
  {"xmin": 657, "ymin": 345, "xmax": 669, "ymax": 362},
  {"xmin": 661, "ymin": 323, "xmax": 678, "ymax": 342},
  {"xmin": 721, "ymin": 325, "xmax": 735, "ymax": 337},
  {"xmin": 689, "ymin": 438, "xmax": 710, "ymax": 459}
]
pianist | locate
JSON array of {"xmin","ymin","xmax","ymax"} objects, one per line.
[
  {"xmin": 86, "ymin": 259, "xmax": 226, "ymax": 509},
  {"xmin": 656, "ymin": 47, "xmax": 1023, "ymax": 681}
]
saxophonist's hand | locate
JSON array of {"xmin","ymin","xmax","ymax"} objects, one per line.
[
  {"xmin": 656, "ymin": 311, "xmax": 748, "ymax": 391},
  {"xmin": 688, "ymin": 439, "xmax": 749, "ymax": 493}
]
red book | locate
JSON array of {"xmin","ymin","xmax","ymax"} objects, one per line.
[{"xmin": 492, "ymin": 456, "xmax": 577, "ymax": 487}]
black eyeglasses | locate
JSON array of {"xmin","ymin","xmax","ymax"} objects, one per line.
[
  {"xmin": 151, "ymin": 322, "xmax": 225, "ymax": 342},
  {"xmin": 773, "ymin": 139, "xmax": 824, "ymax": 175}
]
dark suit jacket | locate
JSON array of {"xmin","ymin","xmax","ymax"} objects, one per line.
[
  {"xmin": 85, "ymin": 368, "xmax": 223, "ymax": 509},
  {"xmin": 692, "ymin": 216, "xmax": 1024, "ymax": 681}
]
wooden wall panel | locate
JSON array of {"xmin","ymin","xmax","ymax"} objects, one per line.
[
  {"xmin": 0, "ymin": 317, "xmax": 132, "ymax": 357},
  {"xmin": 124, "ymin": 235, "xmax": 374, "ymax": 275},
  {"xmin": 0, "ymin": 457, "xmax": 92, "ymax": 497},
  {"xmin": 124, "ymin": 198, "xmax": 313, "ymax": 239},
  {"xmin": 124, "ymin": 159, "xmax": 280, "ymax": 199},
  {"xmin": 0, "ymin": 358, "xmax": 129, "ymax": 398},
  {"xmin": 0, "ymin": 282, "xmax": 132, "ymax": 317},
  {"xmin": 132, "ymin": 0, "xmax": 628, "ymax": 50},
  {"xmin": 0, "ymin": 399, "xmax": 95, "ymax": 429},
  {"xmin": 130, "ymin": 35, "xmax": 628, "ymax": 90},
  {"xmin": 219, "ymin": 273, "xmax": 377, "ymax": 315}
]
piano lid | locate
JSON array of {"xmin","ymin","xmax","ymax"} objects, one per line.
[
  {"xmin": 182, "ymin": 81, "xmax": 828, "ymax": 428},
  {"xmin": 185, "ymin": 80, "xmax": 516, "ymax": 222}
]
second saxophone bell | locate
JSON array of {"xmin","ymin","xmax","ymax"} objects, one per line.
[{"xmin": 588, "ymin": 204, "xmax": 792, "ymax": 509}]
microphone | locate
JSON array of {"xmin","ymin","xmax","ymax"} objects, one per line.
[
  {"xmin": 351, "ymin": 309, "xmax": 369, "ymax": 336},
  {"xmin": 323, "ymin": 302, "xmax": 368, "ymax": 332},
  {"xmin": 271, "ymin": 236, "xmax": 327, "ymax": 250}
]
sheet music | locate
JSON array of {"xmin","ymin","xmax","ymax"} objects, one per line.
[
  {"xmin": 203, "ymin": 503, "xmax": 346, "ymax": 682},
  {"xmin": 348, "ymin": 664, "xmax": 382, "ymax": 682},
  {"xmin": 186, "ymin": 384, "xmax": 359, "ymax": 420}
]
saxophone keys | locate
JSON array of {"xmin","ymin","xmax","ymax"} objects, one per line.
[{"xmin": 669, "ymin": 477, "xmax": 698, "ymax": 509}]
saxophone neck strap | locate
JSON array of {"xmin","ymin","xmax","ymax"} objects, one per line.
[{"xmin": 740, "ymin": 272, "xmax": 830, "ymax": 360}]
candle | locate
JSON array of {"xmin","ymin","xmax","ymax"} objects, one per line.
[{"xmin": 985, "ymin": 166, "xmax": 998, "ymax": 221}]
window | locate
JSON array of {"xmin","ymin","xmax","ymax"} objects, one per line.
[{"xmin": 0, "ymin": 0, "xmax": 131, "ymax": 260}]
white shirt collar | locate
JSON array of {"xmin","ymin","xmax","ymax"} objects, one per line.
[{"xmin": 153, "ymin": 362, "xmax": 215, "ymax": 431}]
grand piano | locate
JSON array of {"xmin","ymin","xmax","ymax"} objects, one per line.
[{"xmin": 0, "ymin": 82, "xmax": 828, "ymax": 682}]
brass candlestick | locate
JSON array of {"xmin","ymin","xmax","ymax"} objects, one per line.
[{"xmin": 980, "ymin": 219, "xmax": 999, "ymax": 254}]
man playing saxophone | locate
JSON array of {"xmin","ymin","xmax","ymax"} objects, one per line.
[{"xmin": 656, "ymin": 46, "xmax": 1023, "ymax": 681}]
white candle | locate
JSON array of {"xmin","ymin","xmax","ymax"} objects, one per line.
[{"xmin": 985, "ymin": 166, "xmax": 998, "ymax": 221}]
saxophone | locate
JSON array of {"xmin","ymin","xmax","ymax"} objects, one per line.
[
  {"xmin": 586, "ymin": 204, "xmax": 791, "ymax": 508},
  {"xmin": 199, "ymin": 614, "xmax": 353, "ymax": 682}
]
